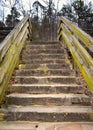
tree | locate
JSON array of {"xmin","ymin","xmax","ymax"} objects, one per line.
[
  {"xmin": 72, "ymin": 0, "xmax": 93, "ymax": 33},
  {"xmin": 59, "ymin": 0, "xmax": 93, "ymax": 36},
  {"xmin": 15, "ymin": 0, "xmax": 26, "ymax": 16},
  {"xmin": 31, "ymin": 1, "xmax": 45, "ymax": 40},
  {"xmin": 58, "ymin": 4, "xmax": 74, "ymax": 21},
  {"xmin": 0, "ymin": 0, "xmax": 26, "ymax": 23},
  {"xmin": 6, "ymin": 7, "xmax": 20, "ymax": 27},
  {"xmin": 0, "ymin": 21, "xmax": 5, "ymax": 27},
  {"xmin": 41, "ymin": 0, "xmax": 57, "ymax": 40}
]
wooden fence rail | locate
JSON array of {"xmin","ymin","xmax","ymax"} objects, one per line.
[
  {"xmin": 0, "ymin": 15, "xmax": 32, "ymax": 103},
  {"xmin": 58, "ymin": 17, "xmax": 93, "ymax": 93}
]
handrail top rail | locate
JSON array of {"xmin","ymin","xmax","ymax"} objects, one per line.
[
  {"xmin": 0, "ymin": 15, "xmax": 30, "ymax": 61},
  {"xmin": 0, "ymin": 15, "xmax": 31, "ymax": 103},
  {"xmin": 58, "ymin": 16, "xmax": 93, "ymax": 93},
  {"xmin": 60, "ymin": 16, "xmax": 93, "ymax": 51}
]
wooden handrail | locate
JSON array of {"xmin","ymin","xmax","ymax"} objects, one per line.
[
  {"xmin": 0, "ymin": 16, "xmax": 31, "ymax": 61},
  {"xmin": 61, "ymin": 17, "xmax": 93, "ymax": 51},
  {"xmin": 58, "ymin": 17, "xmax": 93, "ymax": 93},
  {"xmin": 0, "ymin": 15, "xmax": 32, "ymax": 103}
]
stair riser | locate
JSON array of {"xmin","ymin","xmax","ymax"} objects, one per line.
[
  {"xmin": 7, "ymin": 97, "xmax": 90, "ymax": 106},
  {"xmin": 6, "ymin": 112, "xmax": 93, "ymax": 122},
  {"xmin": 10, "ymin": 86, "xmax": 84, "ymax": 94},
  {"xmin": 15, "ymin": 77, "xmax": 76, "ymax": 84},
  {"xmin": 16, "ymin": 70, "xmax": 74, "ymax": 76}
]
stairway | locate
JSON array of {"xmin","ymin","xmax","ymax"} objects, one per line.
[{"xmin": 1, "ymin": 41, "xmax": 93, "ymax": 128}]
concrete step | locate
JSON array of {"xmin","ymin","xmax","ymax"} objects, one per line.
[
  {"xmin": 6, "ymin": 93, "xmax": 90, "ymax": 106},
  {"xmin": 10, "ymin": 84, "xmax": 84, "ymax": 94},
  {"xmin": 25, "ymin": 45, "xmax": 62, "ymax": 50},
  {"xmin": 14, "ymin": 76, "xmax": 76, "ymax": 84},
  {"xmin": 23, "ymin": 49, "xmax": 64, "ymax": 55},
  {"xmin": 18, "ymin": 63, "xmax": 70, "ymax": 70},
  {"xmin": 26, "ymin": 43, "xmax": 61, "ymax": 47},
  {"xmin": 30, "ymin": 41, "xmax": 60, "ymax": 45},
  {"xmin": 0, "ymin": 122, "xmax": 93, "ymax": 130},
  {"xmin": 0, "ymin": 121, "xmax": 39, "ymax": 130},
  {"xmin": 5, "ymin": 105, "xmax": 93, "ymax": 121},
  {"xmin": 15, "ymin": 69, "xmax": 74, "ymax": 76},
  {"xmin": 22, "ymin": 59, "xmax": 66, "ymax": 64},
  {"xmin": 4, "ymin": 40, "xmax": 92, "ymax": 124},
  {"xmin": 22, "ymin": 54, "xmax": 65, "ymax": 60}
]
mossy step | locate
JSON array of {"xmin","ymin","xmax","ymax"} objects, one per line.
[
  {"xmin": 6, "ymin": 93, "xmax": 90, "ymax": 106},
  {"xmin": 22, "ymin": 59, "xmax": 66, "ymax": 64},
  {"xmin": 30, "ymin": 41, "xmax": 59, "ymax": 44},
  {"xmin": 6, "ymin": 105, "xmax": 93, "ymax": 121},
  {"xmin": 15, "ymin": 69, "xmax": 74, "ymax": 76},
  {"xmin": 25, "ymin": 45, "xmax": 62, "ymax": 50},
  {"xmin": 22, "ymin": 54, "xmax": 65, "ymax": 60},
  {"xmin": 0, "ymin": 122, "xmax": 93, "ymax": 130},
  {"xmin": 23, "ymin": 49, "xmax": 64, "ymax": 54},
  {"xmin": 14, "ymin": 76, "xmax": 76, "ymax": 84},
  {"xmin": 18, "ymin": 63, "xmax": 70, "ymax": 70},
  {"xmin": 10, "ymin": 84, "xmax": 84, "ymax": 94}
]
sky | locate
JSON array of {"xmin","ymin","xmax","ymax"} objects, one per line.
[
  {"xmin": 0, "ymin": 0, "xmax": 68, "ymax": 21},
  {"xmin": 0, "ymin": 0, "xmax": 93, "ymax": 21},
  {"xmin": 0, "ymin": 0, "xmax": 65, "ymax": 20}
]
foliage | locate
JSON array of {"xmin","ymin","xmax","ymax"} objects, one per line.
[
  {"xmin": 30, "ymin": 0, "xmax": 57, "ymax": 40},
  {"xmin": 58, "ymin": 4, "xmax": 74, "ymax": 21},
  {"xmin": 5, "ymin": 7, "xmax": 20, "ymax": 27},
  {"xmin": 0, "ymin": 21, "xmax": 5, "ymax": 27},
  {"xmin": 59, "ymin": 0, "xmax": 93, "ymax": 36}
]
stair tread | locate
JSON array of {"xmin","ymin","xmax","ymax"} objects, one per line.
[
  {"xmin": 24, "ymin": 48, "xmax": 64, "ymax": 50},
  {"xmin": 10, "ymin": 83, "xmax": 84, "ymax": 94},
  {"xmin": 12, "ymin": 83, "xmax": 81, "ymax": 87},
  {"xmin": 22, "ymin": 55, "xmax": 65, "ymax": 59},
  {"xmin": 26, "ymin": 45, "xmax": 62, "ymax": 48},
  {"xmin": 15, "ymin": 76, "xmax": 76, "ymax": 84},
  {"xmin": 22, "ymin": 59, "xmax": 66, "ymax": 64},
  {"xmin": 7, "ymin": 93, "xmax": 88, "ymax": 98},
  {"xmin": 22, "ymin": 59, "xmax": 65, "ymax": 61},
  {"xmin": 22, "ymin": 58, "xmax": 65, "ymax": 60},
  {"xmin": 7, "ymin": 105, "xmax": 93, "ymax": 113},
  {"xmin": 23, "ymin": 50, "xmax": 64, "ymax": 54},
  {"xmin": 16, "ymin": 69, "xmax": 74, "ymax": 76},
  {"xmin": 18, "ymin": 64, "xmax": 70, "ymax": 70},
  {"xmin": 16, "ymin": 69, "xmax": 73, "ymax": 71},
  {"xmin": 0, "ymin": 121, "xmax": 93, "ymax": 130},
  {"xmin": 26, "ymin": 44, "xmax": 61, "ymax": 47},
  {"xmin": 23, "ymin": 53, "xmax": 64, "ymax": 55},
  {"xmin": 15, "ymin": 76, "xmax": 75, "ymax": 78}
]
